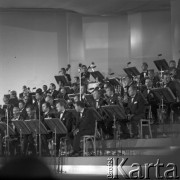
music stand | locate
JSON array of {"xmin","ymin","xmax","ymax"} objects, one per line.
[
  {"xmin": 55, "ymin": 76, "xmax": 68, "ymax": 86},
  {"xmin": 24, "ymin": 120, "xmax": 48, "ymax": 156},
  {"xmin": 12, "ymin": 120, "xmax": 31, "ymax": 155},
  {"xmin": 154, "ymin": 59, "xmax": 169, "ymax": 77},
  {"xmin": 123, "ymin": 67, "xmax": 140, "ymax": 77},
  {"xmin": 108, "ymin": 78, "xmax": 120, "ymax": 87},
  {"xmin": 152, "ymin": 87, "xmax": 176, "ymax": 104},
  {"xmin": 90, "ymin": 71, "xmax": 104, "ymax": 82}
]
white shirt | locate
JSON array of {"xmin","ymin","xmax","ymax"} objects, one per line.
[{"xmin": 60, "ymin": 110, "xmax": 65, "ymax": 120}]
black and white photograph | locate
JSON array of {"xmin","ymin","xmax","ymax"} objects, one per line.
[{"xmin": 0, "ymin": 0, "xmax": 180, "ymax": 179}]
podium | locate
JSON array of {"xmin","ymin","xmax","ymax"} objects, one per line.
[
  {"xmin": 123, "ymin": 67, "xmax": 140, "ymax": 77},
  {"xmin": 55, "ymin": 76, "xmax": 69, "ymax": 86}
]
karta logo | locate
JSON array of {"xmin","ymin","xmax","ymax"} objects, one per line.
[{"xmin": 107, "ymin": 158, "xmax": 179, "ymax": 179}]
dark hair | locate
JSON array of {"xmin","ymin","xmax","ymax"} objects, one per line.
[
  {"xmin": 19, "ymin": 100, "xmax": 25, "ymax": 105},
  {"xmin": 82, "ymin": 65, "xmax": 87, "ymax": 69},
  {"xmin": 169, "ymin": 60, "xmax": 176, "ymax": 64},
  {"xmin": 43, "ymin": 85, "xmax": 47, "ymax": 88},
  {"xmin": 142, "ymin": 62, "xmax": 148, "ymax": 67},
  {"xmin": 36, "ymin": 88, "xmax": 43, "ymax": 95},
  {"xmin": 56, "ymin": 99, "xmax": 67, "ymax": 107},
  {"xmin": 50, "ymin": 83, "xmax": 56, "ymax": 89},
  {"xmin": 74, "ymin": 101, "xmax": 85, "ymax": 108},
  {"xmin": 26, "ymin": 105, "xmax": 34, "ymax": 111},
  {"xmin": 42, "ymin": 102, "xmax": 51, "ymax": 110}
]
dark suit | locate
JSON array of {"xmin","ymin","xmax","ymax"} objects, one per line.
[
  {"xmin": 56, "ymin": 110, "xmax": 76, "ymax": 153},
  {"xmin": 128, "ymin": 92, "xmax": 146, "ymax": 136},
  {"xmin": 140, "ymin": 71, "xmax": 148, "ymax": 85},
  {"xmin": 51, "ymin": 90, "xmax": 59, "ymax": 99},
  {"xmin": 73, "ymin": 108, "xmax": 95, "ymax": 152}
]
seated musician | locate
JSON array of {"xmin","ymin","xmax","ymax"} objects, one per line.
[
  {"xmin": 23, "ymin": 95, "xmax": 33, "ymax": 107},
  {"xmin": 45, "ymin": 95, "xmax": 57, "ymax": 113},
  {"xmin": 9, "ymin": 107, "xmax": 24, "ymax": 155},
  {"xmin": 148, "ymin": 69, "xmax": 160, "ymax": 88},
  {"xmin": 42, "ymin": 102, "xmax": 56, "ymax": 156},
  {"xmin": 74, "ymin": 76, "xmax": 80, "ymax": 84},
  {"xmin": 19, "ymin": 85, "xmax": 28, "ymax": 99},
  {"xmin": 34, "ymin": 88, "xmax": 45, "ymax": 119},
  {"xmin": 80, "ymin": 85, "xmax": 90, "ymax": 105},
  {"xmin": 55, "ymin": 99, "xmax": 75, "ymax": 155},
  {"xmin": 57, "ymin": 87, "xmax": 69, "ymax": 101},
  {"xmin": 42, "ymin": 85, "xmax": 49, "ymax": 98},
  {"xmin": 142, "ymin": 78, "xmax": 158, "ymax": 123},
  {"xmin": 2, "ymin": 95, "xmax": 13, "ymax": 122},
  {"xmin": 105, "ymin": 86, "xmax": 129, "ymax": 139},
  {"xmin": 60, "ymin": 67, "xmax": 71, "ymax": 84},
  {"xmin": 18, "ymin": 100, "xmax": 28, "ymax": 120},
  {"xmin": 71, "ymin": 101, "xmax": 95, "ymax": 156},
  {"xmin": 140, "ymin": 62, "xmax": 148, "ymax": 85},
  {"xmin": 48, "ymin": 83, "xmax": 58, "ymax": 99},
  {"xmin": 9, "ymin": 90, "xmax": 19, "ymax": 108},
  {"xmin": 127, "ymin": 85, "xmax": 146, "ymax": 138},
  {"xmin": 81, "ymin": 65, "xmax": 90, "ymax": 84},
  {"xmin": 23, "ymin": 105, "xmax": 36, "ymax": 155},
  {"xmin": 71, "ymin": 83, "xmax": 80, "ymax": 94}
]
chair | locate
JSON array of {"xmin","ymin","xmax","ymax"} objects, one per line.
[
  {"xmin": 82, "ymin": 120, "xmax": 97, "ymax": 156},
  {"xmin": 140, "ymin": 119, "xmax": 152, "ymax": 139}
]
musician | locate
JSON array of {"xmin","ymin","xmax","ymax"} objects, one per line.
[
  {"xmin": 48, "ymin": 83, "xmax": 58, "ymax": 99},
  {"xmin": 81, "ymin": 65, "xmax": 90, "ymax": 84},
  {"xmin": 74, "ymin": 76, "xmax": 80, "ymax": 84},
  {"xmin": 42, "ymin": 85, "xmax": 49, "ymax": 98},
  {"xmin": 71, "ymin": 101, "xmax": 95, "ymax": 156},
  {"xmin": 34, "ymin": 88, "xmax": 45, "ymax": 119},
  {"xmin": 60, "ymin": 67, "xmax": 71, "ymax": 84},
  {"xmin": 57, "ymin": 87, "xmax": 69, "ymax": 101},
  {"xmin": 2, "ymin": 95, "xmax": 13, "ymax": 122},
  {"xmin": 140, "ymin": 62, "xmax": 148, "ymax": 85},
  {"xmin": 9, "ymin": 90, "xmax": 19, "ymax": 108},
  {"xmin": 142, "ymin": 78, "xmax": 158, "ymax": 123},
  {"xmin": 45, "ymin": 95, "xmax": 56, "ymax": 112},
  {"xmin": 19, "ymin": 85, "xmax": 28, "ymax": 99},
  {"xmin": 55, "ymin": 99, "xmax": 75, "ymax": 155},
  {"xmin": 127, "ymin": 85, "xmax": 146, "ymax": 138},
  {"xmin": 105, "ymin": 86, "xmax": 129, "ymax": 139},
  {"xmin": 18, "ymin": 100, "xmax": 28, "ymax": 120},
  {"xmin": 23, "ymin": 105, "xmax": 36, "ymax": 155},
  {"xmin": 42, "ymin": 102, "xmax": 56, "ymax": 119},
  {"xmin": 12, "ymin": 107, "xmax": 24, "ymax": 121},
  {"xmin": 23, "ymin": 95, "xmax": 32, "ymax": 107},
  {"xmin": 92, "ymin": 89, "xmax": 107, "ymax": 109},
  {"xmin": 148, "ymin": 69, "xmax": 160, "ymax": 88},
  {"xmin": 71, "ymin": 83, "xmax": 80, "ymax": 94}
]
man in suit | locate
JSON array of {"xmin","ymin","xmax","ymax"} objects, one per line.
[
  {"xmin": 81, "ymin": 65, "xmax": 90, "ymax": 85},
  {"xmin": 18, "ymin": 100, "xmax": 28, "ymax": 120},
  {"xmin": 34, "ymin": 88, "xmax": 45, "ymax": 119},
  {"xmin": 57, "ymin": 87, "xmax": 69, "ymax": 101},
  {"xmin": 56, "ymin": 99, "xmax": 75, "ymax": 155},
  {"xmin": 48, "ymin": 83, "xmax": 58, "ymax": 99},
  {"xmin": 71, "ymin": 101, "xmax": 95, "ymax": 156},
  {"xmin": 105, "ymin": 86, "xmax": 129, "ymax": 139},
  {"xmin": 127, "ymin": 85, "xmax": 146, "ymax": 138},
  {"xmin": 140, "ymin": 62, "xmax": 148, "ymax": 85},
  {"xmin": 60, "ymin": 68, "xmax": 71, "ymax": 84}
]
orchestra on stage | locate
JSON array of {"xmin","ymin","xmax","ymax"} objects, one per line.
[{"xmin": 0, "ymin": 59, "xmax": 180, "ymax": 156}]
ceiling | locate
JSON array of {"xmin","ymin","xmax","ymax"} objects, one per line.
[{"xmin": 0, "ymin": 0, "xmax": 171, "ymax": 16}]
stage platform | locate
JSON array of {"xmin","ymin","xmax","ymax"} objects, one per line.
[{"xmin": 0, "ymin": 123, "xmax": 180, "ymax": 179}]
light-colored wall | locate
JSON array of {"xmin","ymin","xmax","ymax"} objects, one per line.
[{"xmin": 0, "ymin": 9, "xmax": 176, "ymax": 104}]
